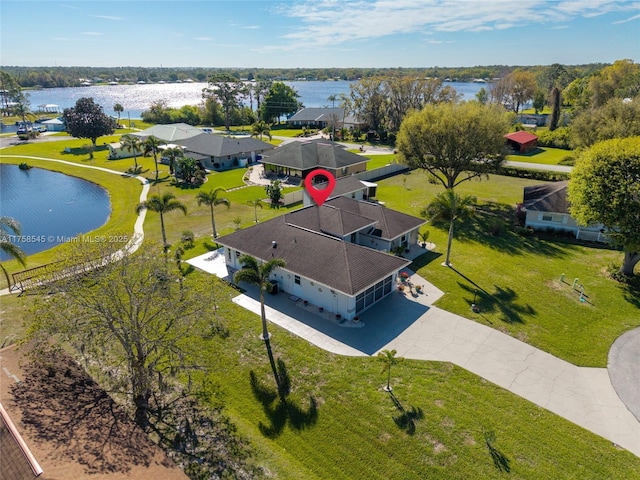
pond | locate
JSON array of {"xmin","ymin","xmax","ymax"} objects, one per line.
[{"xmin": 0, "ymin": 164, "xmax": 111, "ymax": 260}]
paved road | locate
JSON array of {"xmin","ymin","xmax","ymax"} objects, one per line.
[{"xmin": 504, "ymin": 160, "xmax": 573, "ymax": 173}]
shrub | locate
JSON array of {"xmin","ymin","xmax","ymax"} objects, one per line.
[
  {"xmin": 181, "ymin": 230, "xmax": 195, "ymax": 247},
  {"xmin": 536, "ymin": 127, "xmax": 571, "ymax": 149}
]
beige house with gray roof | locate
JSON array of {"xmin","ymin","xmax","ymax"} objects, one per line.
[{"xmin": 217, "ymin": 197, "xmax": 424, "ymax": 320}]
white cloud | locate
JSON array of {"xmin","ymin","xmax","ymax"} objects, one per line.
[
  {"xmin": 613, "ymin": 13, "xmax": 640, "ymax": 23},
  {"xmin": 243, "ymin": 25, "xmax": 260, "ymax": 29},
  {"xmin": 264, "ymin": 0, "xmax": 639, "ymax": 49},
  {"xmin": 82, "ymin": 32, "xmax": 104, "ymax": 36},
  {"xmin": 90, "ymin": 15, "xmax": 122, "ymax": 21},
  {"xmin": 196, "ymin": 36, "xmax": 213, "ymax": 41}
]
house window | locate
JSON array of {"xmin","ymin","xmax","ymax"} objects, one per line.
[
  {"xmin": 542, "ymin": 214, "xmax": 562, "ymax": 223},
  {"xmin": 227, "ymin": 249, "xmax": 232, "ymax": 260},
  {"xmin": 350, "ymin": 233, "xmax": 357, "ymax": 243},
  {"xmin": 356, "ymin": 275, "xmax": 393, "ymax": 313},
  {"xmin": 294, "ymin": 275, "xmax": 301, "ymax": 285}
]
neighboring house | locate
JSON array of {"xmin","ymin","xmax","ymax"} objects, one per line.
[
  {"xmin": 505, "ymin": 131, "xmax": 538, "ymax": 153},
  {"xmin": 301, "ymin": 175, "xmax": 377, "ymax": 206},
  {"xmin": 176, "ymin": 133, "xmax": 274, "ymax": 171},
  {"xmin": 287, "ymin": 107, "xmax": 367, "ymax": 130},
  {"xmin": 261, "ymin": 139, "xmax": 369, "ymax": 179},
  {"xmin": 107, "ymin": 141, "xmax": 142, "ymax": 160},
  {"xmin": 0, "ymin": 402, "xmax": 43, "ymax": 479},
  {"xmin": 41, "ymin": 117, "xmax": 65, "ymax": 132},
  {"xmin": 217, "ymin": 197, "xmax": 424, "ymax": 320},
  {"xmin": 521, "ymin": 181, "xmax": 607, "ymax": 242},
  {"xmin": 132, "ymin": 123, "xmax": 203, "ymax": 142}
]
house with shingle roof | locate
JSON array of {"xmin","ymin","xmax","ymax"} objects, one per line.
[
  {"xmin": 176, "ymin": 133, "xmax": 274, "ymax": 171},
  {"xmin": 286, "ymin": 107, "xmax": 366, "ymax": 130},
  {"xmin": 216, "ymin": 197, "xmax": 424, "ymax": 319},
  {"xmin": 522, "ymin": 181, "xmax": 607, "ymax": 242},
  {"xmin": 261, "ymin": 140, "xmax": 369, "ymax": 180}
]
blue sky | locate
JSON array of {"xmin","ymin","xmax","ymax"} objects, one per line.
[{"xmin": 1, "ymin": 0, "xmax": 638, "ymax": 67}]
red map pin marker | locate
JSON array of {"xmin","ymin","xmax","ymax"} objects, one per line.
[{"xmin": 304, "ymin": 168, "xmax": 336, "ymax": 207}]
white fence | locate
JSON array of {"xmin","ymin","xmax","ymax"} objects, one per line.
[
  {"xmin": 283, "ymin": 189, "xmax": 304, "ymax": 206},
  {"xmin": 354, "ymin": 163, "xmax": 408, "ymax": 182}
]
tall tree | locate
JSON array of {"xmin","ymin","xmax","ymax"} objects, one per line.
[
  {"xmin": 0, "ymin": 216, "xmax": 27, "ymax": 289},
  {"xmin": 196, "ymin": 188, "xmax": 230, "ymax": 238},
  {"xmin": 423, "ymin": 190, "xmax": 476, "ymax": 267},
  {"xmin": 570, "ymin": 97, "xmax": 640, "ymax": 148},
  {"xmin": 260, "ymin": 82, "xmax": 301, "ymax": 124},
  {"xmin": 203, "ymin": 73, "xmax": 245, "ymax": 131},
  {"xmin": 143, "ymin": 135, "xmax": 163, "ymax": 182},
  {"xmin": 113, "ymin": 102, "xmax": 124, "ymax": 124},
  {"xmin": 246, "ymin": 198, "xmax": 263, "ymax": 223},
  {"xmin": 349, "ymin": 77, "xmax": 387, "ymax": 138},
  {"xmin": 549, "ymin": 86, "xmax": 561, "ymax": 131},
  {"xmin": 327, "ymin": 94, "xmax": 338, "ymax": 108},
  {"xmin": 253, "ymin": 80, "xmax": 273, "ymax": 113},
  {"xmin": 568, "ymin": 136, "xmax": 640, "ymax": 277},
  {"xmin": 26, "ymin": 241, "xmax": 222, "ymax": 431},
  {"xmin": 62, "ymin": 97, "xmax": 116, "ymax": 146},
  {"xmin": 120, "ymin": 134, "xmax": 143, "ymax": 171},
  {"xmin": 397, "ymin": 102, "xmax": 508, "ymax": 189},
  {"xmin": 135, "ymin": 193, "xmax": 187, "ymax": 251},
  {"xmin": 233, "ymin": 255, "xmax": 286, "ymax": 393},
  {"xmin": 163, "ymin": 145, "xmax": 184, "ymax": 176},
  {"xmin": 377, "ymin": 349, "xmax": 403, "ymax": 392}
]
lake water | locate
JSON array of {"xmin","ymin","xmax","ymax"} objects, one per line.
[
  {"xmin": 23, "ymin": 80, "xmax": 486, "ymax": 119},
  {"xmin": 0, "ymin": 164, "xmax": 111, "ymax": 259}
]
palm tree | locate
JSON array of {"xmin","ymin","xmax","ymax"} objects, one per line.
[
  {"xmin": 121, "ymin": 134, "xmax": 142, "ymax": 171},
  {"xmin": 246, "ymin": 198, "xmax": 263, "ymax": 223},
  {"xmin": 196, "ymin": 188, "xmax": 230, "ymax": 238},
  {"xmin": 422, "ymin": 190, "xmax": 476, "ymax": 267},
  {"xmin": 0, "ymin": 216, "xmax": 26, "ymax": 289},
  {"xmin": 135, "ymin": 193, "xmax": 187, "ymax": 251},
  {"xmin": 327, "ymin": 94, "xmax": 338, "ymax": 108},
  {"xmin": 113, "ymin": 103, "xmax": 124, "ymax": 124},
  {"xmin": 163, "ymin": 146, "xmax": 184, "ymax": 177},
  {"xmin": 378, "ymin": 349, "xmax": 403, "ymax": 392},
  {"xmin": 251, "ymin": 120, "xmax": 271, "ymax": 140},
  {"xmin": 234, "ymin": 254, "xmax": 286, "ymax": 392},
  {"xmin": 143, "ymin": 135, "xmax": 163, "ymax": 181}
]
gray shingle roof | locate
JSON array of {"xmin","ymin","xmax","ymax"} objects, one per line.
[
  {"xmin": 177, "ymin": 133, "xmax": 273, "ymax": 157},
  {"xmin": 288, "ymin": 107, "xmax": 344, "ymax": 122},
  {"xmin": 260, "ymin": 141, "xmax": 368, "ymax": 171},
  {"xmin": 523, "ymin": 181, "xmax": 569, "ymax": 213},
  {"xmin": 217, "ymin": 214, "xmax": 410, "ymax": 295},
  {"xmin": 285, "ymin": 204, "xmax": 377, "ymax": 238},
  {"xmin": 326, "ymin": 197, "xmax": 425, "ymax": 240},
  {"xmin": 133, "ymin": 123, "xmax": 203, "ymax": 142}
]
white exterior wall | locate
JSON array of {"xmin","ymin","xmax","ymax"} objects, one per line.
[{"xmin": 223, "ymin": 246, "xmax": 393, "ymax": 320}]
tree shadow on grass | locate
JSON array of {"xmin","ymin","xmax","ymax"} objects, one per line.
[
  {"xmin": 484, "ymin": 428, "xmax": 511, "ymax": 473},
  {"xmin": 388, "ymin": 391, "xmax": 423, "ymax": 435},
  {"xmin": 11, "ymin": 350, "xmax": 164, "ymax": 475},
  {"xmin": 432, "ymin": 201, "xmax": 567, "ymax": 258},
  {"xmin": 409, "ymin": 250, "xmax": 442, "ymax": 271},
  {"xmin": 451, "ymin": 268, "xmax": 535, "ymax": 324},
  {"xmin": 249, "ymin": 359, "xmax": 318, "ymax": 439},
  {"xmin": 620, "ymin": 275, "xmax": 640, "ymax": 309}
]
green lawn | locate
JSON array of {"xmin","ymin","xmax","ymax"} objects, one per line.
[
  {"xmin": 507, "ymin": 147, "xmax": 574, "ymax": 165},
  {"xmin": 188, "ymin": 275, "xmax": 640, "ymax": 479},
  {"xmin": 2, "ymin": 140, "xmax": 640, "ymax": 477},
  {"xmin": 377, "ymin": 171, "xmax": 639, "ymax": 366}
]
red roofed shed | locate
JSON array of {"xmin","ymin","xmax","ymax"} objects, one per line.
[{"xmin": 505, "ymin": 131, "xmax": 538, "ymax": 153}]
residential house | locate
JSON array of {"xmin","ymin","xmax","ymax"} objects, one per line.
[
  {"xmin": 261, "ymin": 140, "xmax": 369, "ymax": 180},
  {"xmin": 132, "ymin": 123, "xmax": 203, "ymax": 142},
  {"xmin": 217, "ymin": 197, "xmax": 424, "ymax": 319},
  {"xmin": 505, "ymin": 131, "xmax": 539, "ymax": 153},
  {"xmin": 521, "ymin": 181, "xmax": 607, "ymax": 242},
  {"xmin": 176, "ymin": 133, "xmax": 274, "ymax": 171},
  {"xmin": 301, "ymin": 175, "xmax": 377, "ymax": 206},
  {"xmin": 41, "ymin": 117, "xmax": 65, "ymax": 132},
  {"xmin": 287, "ymin": 107, "xmax": 367, "ymax": 131}
]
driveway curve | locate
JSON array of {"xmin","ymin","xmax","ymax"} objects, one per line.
[{"xmin": 609, "ymin": 327, "xmax": 640, "ymax": 421}]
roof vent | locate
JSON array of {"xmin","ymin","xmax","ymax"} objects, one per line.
[{"xmin": 272, "ymin": 241, "xmax": 277, "ymax": 248}]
